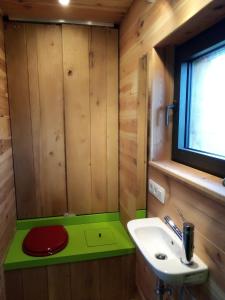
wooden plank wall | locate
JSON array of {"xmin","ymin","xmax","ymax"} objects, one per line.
[
  {"xmin": 119, "ymin": 54, "xmax": 149, "ymax": 225},
  {"xmin": 119, "ymin": 0, "xmax": 225, "ymax": 299},
  {"xmin": 147, "ymin": 168, "xmax": 225, "ymax": 300},
  {"xmin": 5, "ymin": 22, "xmax": 118, "ymax": 219},
  {"xmin": 119, "ymin": 0, "xmax": 225, "ymax": 220},
  {"xmin": 0, "ymin": 16, "xmax": 16, "ymax": 300},
  {"xmin": 5, "ymin": 255, "xmax": 136, "ymax": 300}
]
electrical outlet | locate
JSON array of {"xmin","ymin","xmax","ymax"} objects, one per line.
[{"xmin": 148, "ymin": 179, "xmax": 166, "ymax": 204}]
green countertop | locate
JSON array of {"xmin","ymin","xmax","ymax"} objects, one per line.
[{"xmin": 4, "ymin": 211, "xmax": 146, "ymax": 271}]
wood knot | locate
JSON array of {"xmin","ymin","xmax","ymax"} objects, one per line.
[
  {"xmin": 216, "ymin": 252, "xmax": 222, "ymax": 262},
  {"xmin": 140, "ymin": 20, "xmax": 144, "ymax": 27},
  {"xmin": 49, "ymin": 151, "xmax": 54, "ymax": 156},
  {"xmin": 67, "ymin": 69, "xmax": 73, "ymax": 76}
]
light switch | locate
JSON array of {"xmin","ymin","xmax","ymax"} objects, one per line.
[{"xmin": 148, "ymin": 179, "xmax": 166, "ymax": 204}]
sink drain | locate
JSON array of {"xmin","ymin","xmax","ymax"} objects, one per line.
[{"xmin": 155, "ymin": 253, "xmax": 167, "ymax": 260}]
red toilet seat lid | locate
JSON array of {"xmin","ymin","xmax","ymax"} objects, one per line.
[{"xmin": 22, "ymin": 225, "xmax": 68, "ymax": 257}]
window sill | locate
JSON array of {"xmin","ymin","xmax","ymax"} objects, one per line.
[{"xmin": 149, "ymin": 160, "xmax": 225, "ymax": 205}]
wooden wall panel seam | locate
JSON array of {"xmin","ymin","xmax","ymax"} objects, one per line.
[
  {"xmin": 106, "ymin": 28, "xmax": 119, "ymax": 212},
  {"xmin": 25, "ymin": 24, "xmax": 40, "ymax": 217},
  {"xmin": 60, "ymin": 25, "xmax": 69, "ymax": 214},
  {"xmin": 89, "ymin": 27, "xmax": 94, "ymax": 214}
]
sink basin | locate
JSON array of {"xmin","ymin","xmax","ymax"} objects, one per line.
[{"xmin": 127, "ymin": 218, "xmax": 208, "ymax": 285}]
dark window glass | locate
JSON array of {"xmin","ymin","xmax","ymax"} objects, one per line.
[{"xmin": 172, "ymin": 19, "xmax": 225, "ymax": 178}]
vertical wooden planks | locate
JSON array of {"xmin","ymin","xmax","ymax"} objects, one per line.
[
  {"xmin": 106, "ymin": 29, "xmax": 119, "ymax": 212},
  {"xmin": 90, "ymin": 27, "xmax": 107, "ymax": 213},
  {"xmin": 121, "ymin": 253, "xmax": 136, "ymax": 300},
  {"xmin": 5, "ymin": 255, "xmax": 136, "ymax": 300},
  {"xmin": 136, "ymin": 55, "xmax": 149, "ymax": 209},
  {"xmin": 99, "ymin": 257, "xmax": 122, "ymax": 300},
  {"xmin": 164, "ymin": 46, "xmax": 175, "ymax": 159},
  {"xmin": 0, "ymin": 185, "xmax": 16, "ymax": 259},
  {"xmin": 62, "ymin": 25, "xmax": 92, "ymax": 214},
  {"xmin": 4, "ymin": 22, "xmax": 36, "ymax": 218},
  {"xmin": 22, "ymin": 267, "xmax": 48, "ymax": 300},
  {"xmin": 47, "ymin": 264, "xmax": 71, "ymax": 300},
  {"xmin": 5, "ymin": 270, "xmax": 23, "ymax": 300},
  {"xmin": 25, "ymin": 24, "xmax": 42, "ymax": 216},
  {"xmin": 150, "ymin": 48, "xmax": 167, "ymax": 161},
  {"xmin": 5, "ymin": 22, "xmax": 67, "ymax": 218},
  {"xmin": 0, "ymin": 17, "xmax": 16, "ymax": 300},
  {"xmin": 99, "ymin": 255, "xmax": 136, "ymax": 300},
  {"xmin": 63, "ymin": 25, "xmax": 119, "ymax": 215},
  {"xmin": 5, "ymin": 22, "xmax": 118, "ymax": 218},
  {"xmin": 0, "ymin": 271, "xmax": 5, "ymax": 300},
  {"xmin": 150, "ymin": 47, "xmax": 174, "ymax": 162},
  {"xmin": 0, "ymin": 20, "xmax": 9, "ymax": 118},
  {"xmin": 136, "ymin": 251, "xmax": 156, "ymax": 300},
  {"xmin": 70, "ymin": 261, "xmax": 100, "ymax": 300},
  {"xmin": 36, "ymin": 24, "xmax": 66, "ymax": 216}
]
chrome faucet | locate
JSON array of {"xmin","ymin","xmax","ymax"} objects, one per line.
[{"xmin": 164, "ymin": 216, "xmax": 194, "ymax": 265}]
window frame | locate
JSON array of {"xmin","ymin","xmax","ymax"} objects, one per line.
[{"xmin": 172, "ymin": 18, "xmax": 225, "ymax": 178}]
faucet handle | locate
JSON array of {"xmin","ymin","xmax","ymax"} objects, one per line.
[{"xmin": 164, "ymin": 215, "xmax": 182, "ymax": 240}]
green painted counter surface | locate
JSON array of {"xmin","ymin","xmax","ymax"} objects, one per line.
[{"xmin": 4, "ymin": 212, "xmax": 145, "ymax": 271}]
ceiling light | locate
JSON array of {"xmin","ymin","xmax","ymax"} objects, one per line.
[{"xmin": 59, "ymin": 0, "xmax": 70, "ymax": 6}]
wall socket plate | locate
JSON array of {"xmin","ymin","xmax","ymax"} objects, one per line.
[{"xmin": 148, "ymin": 179, "xmax": 166, "ymax": 204}]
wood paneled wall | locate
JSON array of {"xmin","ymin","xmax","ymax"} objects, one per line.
[
  {"xmin": 119, "ymin": 0, "xmax": 225, "ymax": 299},
  {"xmin": 0, "ymin": 16, "xmax": 16, "ymax": 300},
  {"xmin": 5, "ymin": 255, "xmax": 136, "ymax": 300},
  {"xmin": 5, "ymin": 22, "xmax": 118, "ymax": 219},
  {"xmin": 119, "ymin": 0, "xmax": 225, "ymax": 220},
  {"xmin": 119, "ymin": 54, "xmax": 149, "ymax": 225},
  {"xmin": 147, "ymin": 168, "xmax": 225, "ymax": 299}
]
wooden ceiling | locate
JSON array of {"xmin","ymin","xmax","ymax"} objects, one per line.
[{"xmin": 0, "ymin": 0, "xmax": 134, "ymax": 24}]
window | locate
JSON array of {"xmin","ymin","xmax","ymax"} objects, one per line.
[{"xmin": 172, "ymin": 19, "xmax": 225, "ymax": 178}]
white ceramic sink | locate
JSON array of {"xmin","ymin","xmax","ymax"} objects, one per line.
[{"xmin": 127, "ymin": 218, "xmax": 208, "ymax": 285}]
